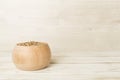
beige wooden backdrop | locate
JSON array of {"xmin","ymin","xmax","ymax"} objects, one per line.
[{"xmin": 0, "ymin": 0, "xmax": 120, "ymax": 52}]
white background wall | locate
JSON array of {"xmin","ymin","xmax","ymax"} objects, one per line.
[{"xmin": 0, "ymin": 0, "xmax": 120, "ymax": 52}]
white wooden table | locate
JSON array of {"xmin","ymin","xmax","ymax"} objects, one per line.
[{"xmin": 0, "ymin": 51, "xmax": 120, "ymax": 80}]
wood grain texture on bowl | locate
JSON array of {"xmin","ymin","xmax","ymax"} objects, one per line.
[{"xmin": 12, "ymin": 41, "xmax": 51, "ymax": 71}]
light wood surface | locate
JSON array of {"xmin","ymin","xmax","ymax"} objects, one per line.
[
  {"xmin": 0, "ymin": 0, "xmax": 120, "ymax": 79},
  {"xmin": 0, "ymin": 51, "xmax": 120, "ymax": 80},
  {"xmin": 1, "ymin": 0, "xmax": 120, "ymax": 52}
]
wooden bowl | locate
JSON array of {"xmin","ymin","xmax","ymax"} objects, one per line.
[{"xmin": 12, "ymin": 41, "xmax": 51, "ymax": 71}]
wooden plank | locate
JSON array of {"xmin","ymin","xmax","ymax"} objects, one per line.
[
  {"xmin": 1, "ymin": 63, "xmax": 120, "ymax": 74},
  {"xmin": 1, "ymin": 56, "xmax": 120, "ymax": 64},
  {"xmin": 1, "ymin": 70, "xmax": 120, "ymax": 80},
  {"xmin": 1, "ymin": 51, "xmax": 120, "ymax": 57},
  {"xmin": 0, "ymin": 74, "xmax": 120, "ymax": 80},
  {"xmin": 53, "ymin": 51, "xmax": 120, "ymax": 57}
]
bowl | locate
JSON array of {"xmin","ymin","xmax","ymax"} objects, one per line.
[{"xmin": 12, "ymin": 41, "xmax": 51, "ymax": 71}]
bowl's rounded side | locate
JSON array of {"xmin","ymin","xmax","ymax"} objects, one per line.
[{"xmin": 12, "ymin": 42, "xmax": 51, "ymax": 71}]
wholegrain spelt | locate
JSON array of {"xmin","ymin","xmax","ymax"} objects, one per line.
[{"xmin": 17, "ymin": 41, "xmax": 42, "ymax": 46}]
